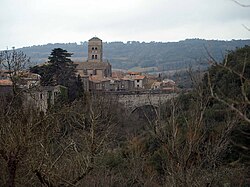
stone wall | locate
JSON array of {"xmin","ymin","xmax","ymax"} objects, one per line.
[{"xmin": 117, "ymin": 93, "xmax": 177, "ymax": 111}]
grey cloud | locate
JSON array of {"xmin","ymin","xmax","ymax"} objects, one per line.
[{"xmin": 0, "ymin": 0, "xmax": 249, "ymax": 49}]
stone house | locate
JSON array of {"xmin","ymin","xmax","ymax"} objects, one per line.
[
  {"xmin": 120, "ymin": 78, "xmax": 134, "ymax": 91},
  {"xmin": 151, "ymin": 81, "xmax": 162, "ymax": 90},
  {"xmin": 134, "ymin": 75, "xmax": 147, "ymax": 89},
  {"xmin": 124, "ymin": 72, "xmax": 147, "ymax": 89},
  {"xmin": 16, "ymin": 71, "xmax": 41, "ymax": 89},
  {"xmin": 162, "ymin": 79, "xmax": 176, "ymax": 92},
  {"xmin": 23, "ymin": 85, "xmax": 66, "ymax": 112},
  {"xmin": 0, "ymin": 70, "xmax": 66, "ymax": 112},
  {"xmin": 151, "ymin": 79, "xmax": 176, "ymax": 92}
]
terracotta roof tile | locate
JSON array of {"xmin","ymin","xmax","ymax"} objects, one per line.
[
  {"xmin": 134, "ymin": 75, "xmax": 146, "ymax": 80},
  {"xmin": 0, "ymin": 79, "xmax": 13, "ymax": 86},
  {"xmin": 127, "ymin": 72, "xmax": 141, "ymax": 75}
]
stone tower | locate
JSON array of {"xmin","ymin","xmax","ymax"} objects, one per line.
[{"xmin": 87, "ymin": 37, "xmax": 103, "ymax": 63}]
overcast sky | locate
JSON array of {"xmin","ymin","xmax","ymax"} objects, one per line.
[{"xmin": 0, "ymin": 0, "xmax": 249, "ymax": 50}]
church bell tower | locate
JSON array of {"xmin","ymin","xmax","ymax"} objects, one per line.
[{"xmin": 87, "ymin": 37, "xmax": 103, "ymax": 63}]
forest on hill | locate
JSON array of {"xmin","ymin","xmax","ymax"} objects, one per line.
[{"xmin": 18, "ymin": 39, "xmax": 250, "ymax": 71}]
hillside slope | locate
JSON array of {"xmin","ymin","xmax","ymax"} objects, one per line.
[{"xmin": 17, "ymin": 39, "xmax": 250, "ymax": 71}]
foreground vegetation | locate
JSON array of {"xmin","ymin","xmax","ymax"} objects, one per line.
[{"xmin": 0, "ymin": 46, "xmax": 249, "ymax": 186}]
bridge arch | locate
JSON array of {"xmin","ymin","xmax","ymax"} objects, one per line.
[
  {"xmin": 131, "ymin": 104, "xmax": 159, "ymax": 120},
  {"xmin": 131, "ymin": 104, "xmax": 159, "ymax": 113}
]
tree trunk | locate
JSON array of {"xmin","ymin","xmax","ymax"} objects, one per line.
[{"xmin": 6, "ymin": 153, "xmax": 18, "ymax": 187}]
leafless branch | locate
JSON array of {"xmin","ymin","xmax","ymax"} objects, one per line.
[
  {"xmin": 232, "ymin": 0, "xmax": 250, "ymax": 7},
  {"xmin": 242, "ymin": 24, "xmax": 250, "ymax": 31}
]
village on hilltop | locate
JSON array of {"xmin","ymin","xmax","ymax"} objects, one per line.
[
  {"xmin": 75, "ymin": 37, "xmax": 177, "ymax": 92},
  {"xmin": 0, "ymin": 37, "xmax": 177, "ymax": 111}
]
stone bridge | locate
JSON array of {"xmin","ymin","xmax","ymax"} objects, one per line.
[{"xmin": 116, "ymin": 93, "xmax": 177, "ymax": 111}]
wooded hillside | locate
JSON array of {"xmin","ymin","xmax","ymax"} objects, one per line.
[{"xmin": 18, "ymin": 39, "xmax": 250, "ymax": 71}]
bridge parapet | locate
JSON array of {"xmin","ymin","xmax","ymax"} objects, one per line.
[{"xmin": 117, "ymin": 93, "xmax": 177, "ymax": 111}]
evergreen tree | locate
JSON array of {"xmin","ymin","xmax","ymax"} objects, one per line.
[
  {"xmin": 47, "ymin": 48, "xmax": 76, "ymax": 86},
  {"xmin": 30, "ymin": 48, "xmax": 84, "ymax": 101}
]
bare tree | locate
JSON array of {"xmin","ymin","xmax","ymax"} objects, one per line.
[
  {"xmin": 0, "ymin": 47, "xmax": 30, "ymax": 95},
  {"xmin": 206, "ymin": 47, "xmax": 250, "ymax": 125},
  {"xmin": 231, "ymin": 0, "xmax": 250, "ymax": 31},
  {"xmin": 119, "ymin": 69, "xmax": 247, "ymax": 186},
  {"xmin": 28, "ymin": 95, "xmax": 119, "ymax": 186},
  {"xmin": 0, "ymin": 97, "xmax": 44, "ymax": 187}
]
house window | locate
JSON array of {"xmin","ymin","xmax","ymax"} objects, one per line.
[
  {"xmin": 92, "ymin": 47, "xmax": 94, "ymax": 50},
  {"xmin": 95, "ymin": 55, "xmax": 97, "ymax": 59},
  {"xmin": 95, "ymin": 47, "xmax": 97, "ymax": 50},
  {"xmin": 92, "ymin": 55, "xmax": 94, "ymax": 59},
  {"xmin": 137, "ymin": 80, "xmax": 140, "ymax": 82}
]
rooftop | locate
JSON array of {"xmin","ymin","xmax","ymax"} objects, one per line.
[
  {"xmin": 134, "ymin": 75, "xmax": 146, "ymax": 80},
  {"xmin": 89, "ymin": 75, "xmax": 110, "ymax": 83},
  {"xmin": 0, "ymin": 79, "xmax": 13, "ymax": 86},
  {"xmin": 127, "ymin": 72, "xmax": 141, "ymax": 75},
  {"xmin": 75, "ymin": 61, "xmax": 110, "ymax": 70},
  {"xmin": 89, "ymin": 37, "xmax": 102, "ymax": 41},
  {"xmin": 112, "ymin": 71, "xmax": 125, "ymax": 79}
]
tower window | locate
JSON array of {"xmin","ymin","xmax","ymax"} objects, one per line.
[
  {"xmin": 95, "ymin": 47, "xmax": 97, "ymax": 50},
  {"xmin": 92, "ymin": 55, "xmax": 94, "ymax": 59},
  {"xmin": 95, "ymin": 55, "xmax": 97, "ymax": 59},
  {"xmin": 92, "ymin": 47, "xmax": 94, "ymax": 50}
]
